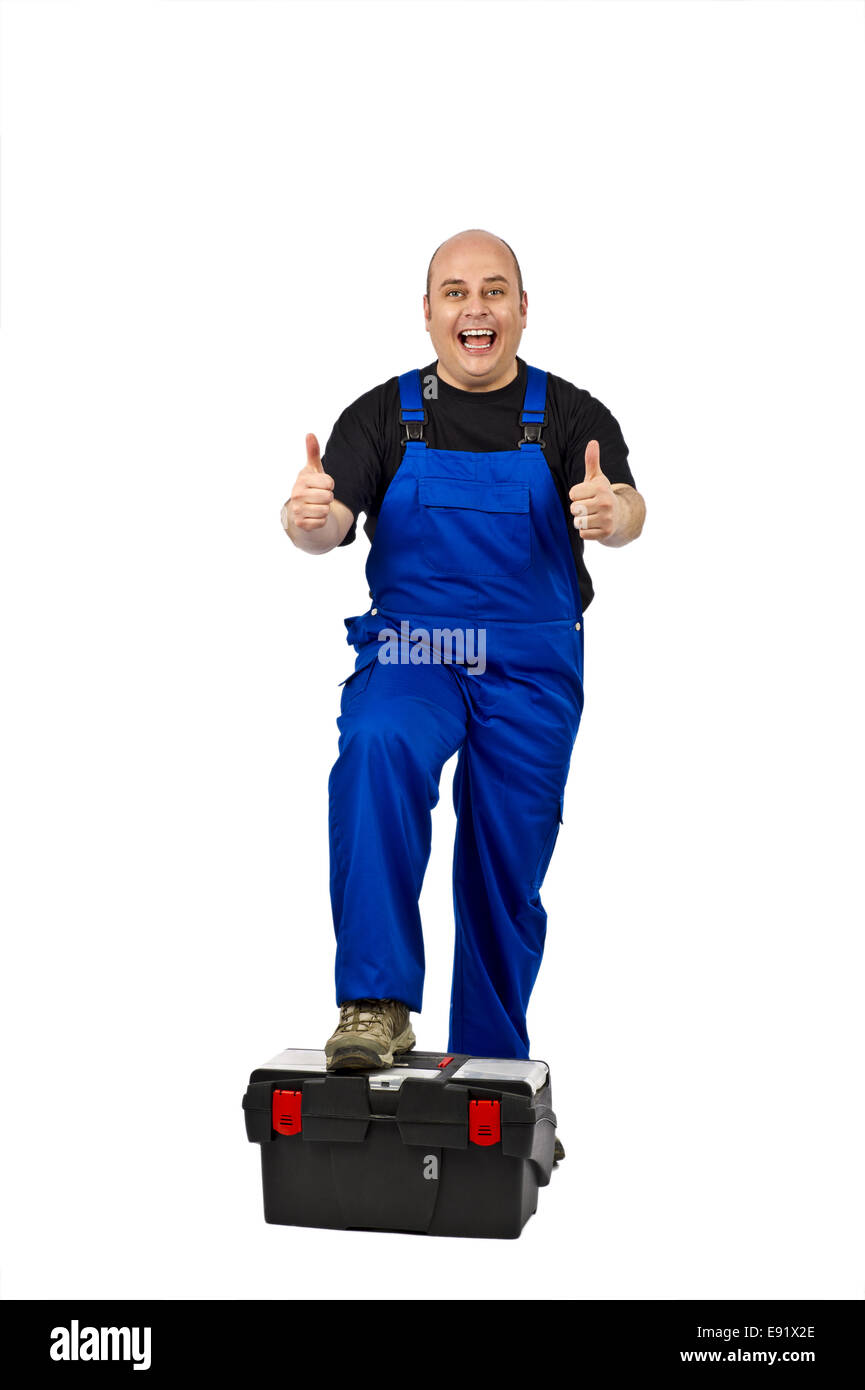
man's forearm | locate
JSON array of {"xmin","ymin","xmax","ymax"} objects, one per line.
[{"xmin": 603, "ymin": 484, "xmax": 646, "ymax": 548}]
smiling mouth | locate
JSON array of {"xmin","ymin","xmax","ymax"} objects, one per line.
[{"xmin": 458, "ymin": 328, "xmax": 497, "ymax": 354}]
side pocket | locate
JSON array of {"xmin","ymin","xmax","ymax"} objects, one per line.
[
  {"xmin": 337, "ymin": 654, "xmax": 377, "ymax": 711},
  {"xmin": 532, "ymin": 794, "xmax": 565, "ymax": 891}
]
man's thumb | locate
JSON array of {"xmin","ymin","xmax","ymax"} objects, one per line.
[
  {"xmin": 306, "ymin": 433, "xmax": 324, "ymax": 472},
  {"xmin": 584, "ymin": 439, "xmax": 601, "ymax": 481}
]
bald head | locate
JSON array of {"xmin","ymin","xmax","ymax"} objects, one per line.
[
  {"xmin": 423, "ymin": 229, "xmax": 527, "ymax": 390},
  {"xmin": 426, "ymin": 229, "xmax": 524, "ymax": 301}
]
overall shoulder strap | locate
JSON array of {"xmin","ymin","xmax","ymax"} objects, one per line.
[
  {"xmin": 398, "ymin": 370, "xmax": 426, "ymax": 444},
  {"xmin": 519, "ymin": 365, "xmax": 547, "ymax": 447},
  {"xmin": 398, "ymin": 369, "xmax": 424, "ymax": 417}
]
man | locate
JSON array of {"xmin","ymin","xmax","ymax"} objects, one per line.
[{"xmin": 281, "ymin": 229, "xmax": 645, "ymax": 1079}]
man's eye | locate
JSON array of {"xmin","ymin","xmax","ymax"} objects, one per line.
[
  {"xmin": 487, "ymin": 288, "xmax": 504, "ymax": 296},
  {"xmin": 445, "ymin": 289, "xmax": 463, "ymax": 297}
]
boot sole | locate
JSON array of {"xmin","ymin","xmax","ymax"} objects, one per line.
[{"xmin": 326, "ymin": 1026, "xmax": 416, "ymax": 1071}]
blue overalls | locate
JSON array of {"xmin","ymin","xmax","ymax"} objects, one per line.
[{"xmin": 327, "ymin": 365, "xmax": 584, "ymax": 1059}]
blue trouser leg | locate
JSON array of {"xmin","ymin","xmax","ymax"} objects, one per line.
[
  {"xmin": 328, "ymin": 655, "xmax": 467, "ymax": 1012},
  {"xmin": 448, "ymin": 638, "xmax": 583, "ymax": 1059}
]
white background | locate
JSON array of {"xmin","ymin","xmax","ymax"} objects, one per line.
[{"xmin": 1, "ymin": 0, "xmax": 863, "ymax": 1301}]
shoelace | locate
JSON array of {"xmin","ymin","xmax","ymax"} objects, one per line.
[{"xmin": 336, "ymin": 999, "xmax": 397, "ymax": 1035}]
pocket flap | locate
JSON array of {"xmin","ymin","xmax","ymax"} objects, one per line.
[
  {"xmin": 419, "ymin": 477, "xmax": 529, "ymax": 514},
  {"xmin": 337, "ymin": 653, "xmax": 378, "ymax": 688}
]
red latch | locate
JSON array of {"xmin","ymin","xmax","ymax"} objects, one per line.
[
  {"xmin": 272, "ymin": 1089, "xmax": 302, "ymax": 1136},
  {"xmin": 469, "ymin": 1098, "xmax": 501, "ymax": 1146},
  {"xmin": 438, "ymin": 1055, "xmax": 454, "ymax": 1069}
]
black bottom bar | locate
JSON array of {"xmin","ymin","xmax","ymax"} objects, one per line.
[{"xmin": 3, "ymin": 1299, "xmax": 862, "ymax": 1375}]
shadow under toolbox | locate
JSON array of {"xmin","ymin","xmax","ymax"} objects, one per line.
[{"xmin": 242, "ymin": 1049, "xmax": 559, "ymax": 1239}]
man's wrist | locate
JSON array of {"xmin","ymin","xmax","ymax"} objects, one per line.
[
  {"xmin": 602, "ymin": 484, "xmax": 645, "ymax": 547},
  {"xmin": 284, "ymin": 507, "xmax": 340, "ymax": 554}
]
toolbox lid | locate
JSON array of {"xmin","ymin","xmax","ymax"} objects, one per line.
[
  {"xmin": 244, "ymin": 1049, "xmax": 557, "ymax": 1168},
  {"xmin": 253, "ymin": 1049, "xmax": 548, "ymax": 1094}
]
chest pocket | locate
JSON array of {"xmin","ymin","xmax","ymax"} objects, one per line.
[{"xmin": 418, "ymin": 477, "xmax": 532, "ymax": 578}]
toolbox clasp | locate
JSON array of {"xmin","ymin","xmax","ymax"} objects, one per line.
[
  {"xmin": 272, "ymin": 1089, "xmax": 302, "ymax": 1136},
  {"xmin": 469, "ymin": 1098, "xmax": 501, "ymax": 1146}
]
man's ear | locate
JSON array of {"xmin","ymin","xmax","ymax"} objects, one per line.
[
  {"xmin": 423, "ymin": 294, "xmax": 431, "ymax": 330},
  {"xmin": 521, "ymin": 291, "xmax": 528, "ymax": 325}
]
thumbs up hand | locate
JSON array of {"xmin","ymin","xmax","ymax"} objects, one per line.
[
  {"xmin": 568, "ymin": 440, "xmax": 620, "ymax": 540},
  {"xmin": 281, "ymin": 434, "xmax": 336, "ymax": 532}
]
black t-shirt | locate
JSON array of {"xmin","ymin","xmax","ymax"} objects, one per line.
[{"xmin": 322, "ymin": 355, "xmax": 636, "ymax": 612}]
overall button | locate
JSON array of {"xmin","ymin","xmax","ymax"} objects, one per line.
[
  {"xmin": 371, "ymin": 608, "xmax": 378, "ymax": 615},
  {"xmin": 575, "ymin": 622, "xmax": 581, "ymax": 631}
]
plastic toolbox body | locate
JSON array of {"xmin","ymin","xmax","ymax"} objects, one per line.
[{"xmin": 242, "ymin": 1048, "xmax": 557, "ymax": 1239}]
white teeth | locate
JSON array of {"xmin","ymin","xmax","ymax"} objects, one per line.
[{"xmin": 461, "ymin": 329, "xmax": 494, "ymax": 336}]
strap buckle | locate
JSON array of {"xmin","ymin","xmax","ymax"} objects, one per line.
[
  {"xmin": 401, "ymin": 411, "xmax": 427, "ymax": 446},
  {"xmin": 519, "ymin": 420, "xmax": 546, "ymax": 448}
]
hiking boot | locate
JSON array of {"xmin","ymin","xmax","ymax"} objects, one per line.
[
  {"xmin": 554, "ymin": 1136, "xmax": 566, "ymax": 1164},
  {"xmin": 325, "ymin": 998, "xmax": 416, "ymax": 1071}
]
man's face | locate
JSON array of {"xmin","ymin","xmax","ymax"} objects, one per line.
[{"xmin": 423, "ymin": 236, "xmax": 527, "ymax": 391}]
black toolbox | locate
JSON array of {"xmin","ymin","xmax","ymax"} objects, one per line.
[{"xmin": 242, "ymin": 1048, "xmax": 559, "ymax": 1239}]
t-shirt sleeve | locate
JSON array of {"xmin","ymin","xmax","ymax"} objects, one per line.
[
  {"xmin": 321, "ymin": 390, "xmax": 387, "ymax": 547},
  {"xmin": 566, "ymin": 391, "xmax": 636, "ymax": 492}
]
